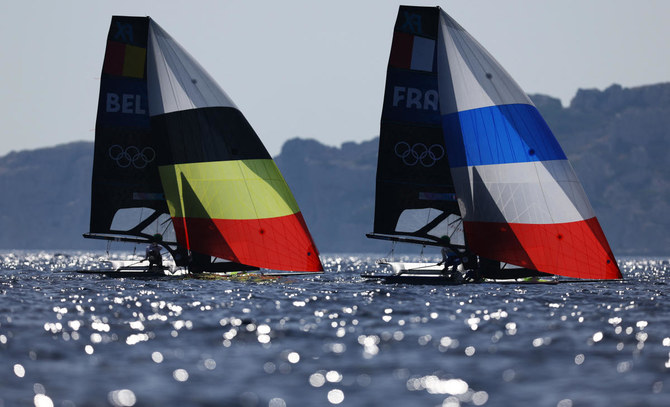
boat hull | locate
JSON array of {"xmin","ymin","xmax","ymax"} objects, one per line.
[
  {"xmin": 73, "ymin": 269, "xmax": 320, "ymax": 280},
  {"xmin": 362, "ymin": 261, "xmax": 559, "ymax": 284},
  {"xmin": 361, "ymin": 272, "xmax": 466, "ymax": 285},
  {"xmin": 73, "ymin": 259, "xmax": 321, "ymax": 279},
  {"xmin": 361, "ymin": 261, "xmax": 469, "ymax": 285},
  {"xmin": 75, "ymin": 269, "xmax": 173, "ymax": 278}
]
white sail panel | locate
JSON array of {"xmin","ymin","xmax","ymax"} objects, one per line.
[
  {"xmin": 452, "ymin": 160, "xmax": 595, "ymax": 225},
  {"xmin": 146, "ymin": 19, "xmax": 237, "ymax": 116},
  {"xmin": 410, "ymin": 36, "xmax": 436, "ymax": 72},
  {"xmin": 436, "ymin": 11, "xmax": 531, "ymax": 116},
  {"xmin": 395, "ymin": 208, "xmax": 443, "ymax": 233},
  {"xmin": 428, "ymin": 213, "xmax": 465, "ymax": 246}
]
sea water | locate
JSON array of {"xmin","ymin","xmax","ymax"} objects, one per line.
[{"xmin": 0, "ymin": 252, "xmax": 668, "ymax": 407}]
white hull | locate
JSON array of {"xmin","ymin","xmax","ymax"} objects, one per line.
[
  {"xmin": 380, "ymin": 261, "xmax": 463, "ymax": 275},
  {"xmin": 365, "ymin": 261, "xmax": 560, "ymax": 284},
  {"xmin": 105, "ymin": 259, "xmax": 186, "ymax": 275},
  {"xmin": 89, "ymin": 258, "xmax": 320, "ymax": 277}
]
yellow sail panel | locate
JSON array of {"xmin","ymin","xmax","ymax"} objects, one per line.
[
  {"xmin": 158, "ymin": 159, "xmax": 301, "ymax": 220},
  {"xmin": 123, "ymin": 44, "xmax": 147, "ymax": 78}
]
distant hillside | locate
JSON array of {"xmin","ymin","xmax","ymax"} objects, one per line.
[
  {"xmin": 274, "ymin": 138, "xmax": 384, "ymax": 253},
  {"xmin": 0, "ymin": 142, "xmax": 94, "ymax": 249},
  {"xmin": 532, "ymin": 83, "xmax": 670, "ymax": 254},
  {"xmin": 276, "ymin": 83, "xmax": 670, "ymax": 255},
  {"xmin": 1, "ymin": 83, "xmax": 668, "ymax": 255}
]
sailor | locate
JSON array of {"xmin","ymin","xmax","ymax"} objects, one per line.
[
  {"xmin": 437, "ymin": 235, "xmax": 462, "ymax": 280},
  {"xmin": 462, "ymin": 266, "xmax": 481, "ymax": 283},
  {"xmin": 145, "ymin": 234, "xmax": 163, "ymax": 270}
]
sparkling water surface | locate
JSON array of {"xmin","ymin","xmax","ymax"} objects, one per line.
[{"xmin": 0, "ymin": 252, "xmax": 668, "ymax": 407}]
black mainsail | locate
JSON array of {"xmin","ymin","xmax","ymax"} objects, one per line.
[
  {"xmin": 370, "ymin": 6, "xmax": 462, "ymax": 248},
  {"xmin": 89, "ymin": 17, "xmax": 168, "ymax": 241}
]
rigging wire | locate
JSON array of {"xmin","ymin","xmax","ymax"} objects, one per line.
[
  {"xmin": 449, "ymin": 217, "xmax": 464, "ymax": 242},
  {"xmin": 138, "ymin": 207, "xmax": 145, "ymax": 233},
  {"xmin": 384, "ymin": 241, "xmax": 397, "ymax": 262}
]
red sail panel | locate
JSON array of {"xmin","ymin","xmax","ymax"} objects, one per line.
[
  {"xmin": 464, "ymin": 217, "xmax": 622, "ymax": 279},
  {"xmin": 388, "ymin": 31, "xmax": 414, "ymax": 69},
  {"xmin": 172, "ymin": 212, "xmax": 323, "ymax": 272},
  {"xmin": 158, "ymin": 159, "xmax": 323, "ymax": 272}
]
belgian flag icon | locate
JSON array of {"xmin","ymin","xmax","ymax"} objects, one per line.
[{"xmin": 102, "ymin": 41, "xmax": 146, "ymax": 79}]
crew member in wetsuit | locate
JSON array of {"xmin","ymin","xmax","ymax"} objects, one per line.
[
  {"xmin": 145, "ymin": 234, "xmax": 163, "ymax": 270},
  {"xmin": 437, "ymin": 235, "xmax": 462, "ymax": 280}
]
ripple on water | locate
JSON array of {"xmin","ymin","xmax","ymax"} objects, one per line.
[{"xmin": 0, "ymin": 253, "xmax": 669, "ymax": 406}]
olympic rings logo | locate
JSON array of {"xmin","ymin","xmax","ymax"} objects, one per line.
[
  {"xmin": 108, "ymin": 145, "xmax": 156, "ymax": 169},
  {"xmin": 394, "ymin": 142, "xmax": 445, "ymax": 167}
]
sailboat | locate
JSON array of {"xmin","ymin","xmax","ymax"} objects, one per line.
[
  {"xmin": 83, "ymin": 16, "xmax": 323, "ymax": 276},
  {"xmin": 362, "ymin": 6, "xmax": 622, "ymax": 284}
]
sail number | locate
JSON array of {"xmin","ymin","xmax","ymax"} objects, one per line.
[
  {"xmin": 106, "ymin": 93, "xmax": 146, "ymax": 115},
  {"xmin": 392, "ymin": 86, "xmax": 438, "ymax": 111}
]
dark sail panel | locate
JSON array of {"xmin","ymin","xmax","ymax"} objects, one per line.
[
  {"xmin": 90, "ymin": 16, "xmax": 168, "ymax": 236},
  {"xmin": 373, "ymin": 6, "xmax": 459, "ymax": 243},
  {"xmin": 150, "ymin": 107, "xmax": 271, "ymax": 166}
]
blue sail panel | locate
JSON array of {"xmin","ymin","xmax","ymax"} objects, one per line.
[{"xmin": 442, "ymin": 103, "xmax": 566, "ymax": 167}]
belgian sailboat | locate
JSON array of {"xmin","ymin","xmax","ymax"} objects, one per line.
[
  {"xmin": 362, "ymin": 6, "xmax": 622, "ymax": 284},
  {"xmin": 84, "ymin": 16, "xmax": 323, "ymax": 276}
]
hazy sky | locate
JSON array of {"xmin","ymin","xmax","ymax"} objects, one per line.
[{"xmin": 2, "ymin": 0, "xmax": 669, "ymax": 157}]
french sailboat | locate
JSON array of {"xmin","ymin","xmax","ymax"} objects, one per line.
[
  {"xmin": 83, "ymin": 16, "xmax": 323, "ymax": 276},
  {"xmin": 362, "ymin": 6, "xmax": 622, "ymax": 284}
]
